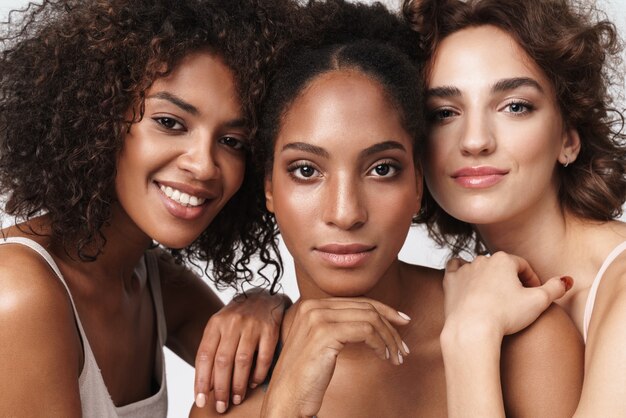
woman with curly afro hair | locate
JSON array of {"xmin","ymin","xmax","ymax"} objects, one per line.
[
  {"xmin": 404, "ymin": 0, "xmax": 626, "ymax": 415},
  {"xmin": 0, "ymin": 0, "xmax": 297, "ymax": 416}
]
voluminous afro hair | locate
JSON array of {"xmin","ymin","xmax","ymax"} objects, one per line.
[
  {"xmin": 0, "ymin": 0, "xmax": 298, "ymax": 290},
  {"xmin": 404, "ymin": 0, "xmax": 626, "ymax": 256}
]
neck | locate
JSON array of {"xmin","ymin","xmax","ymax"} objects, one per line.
[{"xmin": 53, "ymin": 203, "xmax": 152, "ymax": 284}]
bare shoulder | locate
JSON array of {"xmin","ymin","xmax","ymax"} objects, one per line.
[
  {"xmin": 0, "ymin": 242, "xmax": 82, "ymax": 415},
  {"xmin": 501, "ymin": 304, "xmax": 583, "ymax": 418},
  {"xmin": 189, "ymin": 387, "xmax": 265, "ymax": 418}
]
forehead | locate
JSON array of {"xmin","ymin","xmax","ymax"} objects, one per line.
[
  {"xmin": 427, "ymin": 25, "xmax": 553, "ymax": 93},
  {"xmin": 279, "ymin": 69, "xmax": 406, "ymax": 139},
  {"xmin": 148, "ymin": 51, "xmax": 242, "ymax": 115}
]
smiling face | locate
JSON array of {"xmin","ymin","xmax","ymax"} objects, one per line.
[
  {"xmin": 424, "ymin": 25, "xmax": 580, "ymax": 227},
  {"xmin": 265, "ymin": 70, "xmax": 421, "ymax": 298},
  {"xmin": 115, "ymin": 51, "xmax": 248, "ymax": 249}
]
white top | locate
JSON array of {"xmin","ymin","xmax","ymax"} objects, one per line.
[
  {"xmin": 582, "ymin": 240, "xmax": 626, "ymax": 343},
  {"xmin": 0, "ymin": 237, "xmax": 168, "ymax": 417}
]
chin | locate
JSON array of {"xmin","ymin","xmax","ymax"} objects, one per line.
[{"xmin": 317, "ymin": 275, "xmax": 378, "ymax": 298}]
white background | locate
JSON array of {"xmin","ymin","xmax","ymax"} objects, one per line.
[{"xmin": 1, "ymin": 0, "xmax": 625, "ymax": 416}]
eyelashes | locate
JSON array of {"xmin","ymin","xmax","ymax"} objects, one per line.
[{"xmin": 286, "ymin": 159, "xmax": 403, "ymax": 183}]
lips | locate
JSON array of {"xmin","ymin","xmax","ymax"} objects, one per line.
[
  {"xmin": 314, "ymin": 243, "xmax": 375, "ymax": 268},
  {"xmin": 451, "ymin": 166, "xmax": 509, "ymax": 188},
  {"xmin": 155, "ymin": 181, "xmax": 217, "ymax": 220}
]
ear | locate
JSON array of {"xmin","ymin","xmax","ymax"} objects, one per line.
[
  {"xmin": 264, "ymin": 174, "xmax": 275, "ymax": 214},
  {"xmin": 558, "ymin": 128, "xmax": 581, "ymax": 166}
]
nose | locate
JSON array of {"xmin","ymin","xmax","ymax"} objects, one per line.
[
  {"xmin": 459, "ymin": 109, "xmax": 496, "ymax": 156},
  {"xmin": 322, "ymin": 174, "xmax": 367, "ymax": 230},
  {"xmin": 177, "ymin": 133, "xmax": 220, "ymax": 181}
]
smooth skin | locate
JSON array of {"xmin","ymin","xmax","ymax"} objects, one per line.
[
  {"xmin": 190, "ymin": 69, "xmax": 583, "ymax": 418},
  {"xmin": 425, "ymin": 25, "xmax": 626, "ymax": 416},
  {"xmin": 0, "ymin": 51, "xmax": 285, "ymax": 417}
]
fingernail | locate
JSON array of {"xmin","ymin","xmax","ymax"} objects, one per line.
[
  {"xmin": 398, "ymin": 351, "xmax": 404, "ymax": 364},
  {"xmin": 233, "ymin": 394, "xmax": 242, "ymax": 405},
  {"xmin": 216, "ymin": 401, "xmax": 227, "ymax": 414},
  {"xmin": 402, "ymin": 340, "xmax": 410, "ymax": 354},
  {"xmin": 398, "ymin": 311, "xmax": 411, "ymax": 321},
  {"xmin": 560, "ymin": 276, "xmax": 573, "ymax": 291},
  {"xmin": 195, "ymin": 393, "xmax": 206, "ymax": 408},
  {"xmin": 249, "ymin": 382, "xmax": 258, "ymax": 389},
  {"xmin": 385, "ymin": 347, "xmax": 390, "ymax": 359}
]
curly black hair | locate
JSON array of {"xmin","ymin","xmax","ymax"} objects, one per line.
[
  {"xmin": 0, "ymin": 0, "xmax": 299, "ymax": 290},
  {"xmin": 258, "ymin": 0, "xmax": 425, "ymax": 176},
  {"xmin": 403, "ymin": 0, "xmax": 626, "ymax": 256}
]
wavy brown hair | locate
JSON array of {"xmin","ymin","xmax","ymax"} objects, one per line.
[
  {"xmin": 403, "ymin": 0, "xmax": 626, "ymax": 256},
  {"xmin": 0, "ymin": 0, "xmax": 298, "ymax": 290}
]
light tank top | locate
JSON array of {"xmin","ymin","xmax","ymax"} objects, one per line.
[
  {"xmin": 0, "ymin": 237, "xmax": 168, "ymax": 417},
  {"xmin": 582, "ymin": 241, "xmax": 626, "ymax": 343}
]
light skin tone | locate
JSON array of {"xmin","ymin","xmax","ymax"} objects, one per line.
[
  {"xmin": 0, "ymin": 50, "xmax": 285, "ymax": 416},
  {"xmin": 190, "ymin": 67, "xmax": 583, "ymax": 418},
  {"xmin": 425, "ymin": 24, "xmax": 626, "ymax": 416}
]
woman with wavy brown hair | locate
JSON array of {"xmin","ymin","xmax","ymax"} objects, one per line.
[
  {"xmin": 403, "ymin": 0, "xmax": 626, "ymax": 415},
  {"xmin": 0, "ymin": 0, "xmax": 296, "ymax": 416}
]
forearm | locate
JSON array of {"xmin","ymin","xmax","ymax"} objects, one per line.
[{"xmin": 440, "ymin": 320, "xmax": 505, "ymax": 418}]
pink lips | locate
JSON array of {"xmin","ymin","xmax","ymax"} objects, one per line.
[
  {"xmin": 451, "ymin": 166, "xmax": 508, "ymax": 188},
  {"xmin": 314, "ymin": 243, "xmax": 375, "ymax": 268}
]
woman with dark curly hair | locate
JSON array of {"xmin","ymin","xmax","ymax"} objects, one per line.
[
  {"xmin": 0, "ymin": 0, "xmax": 296, "ymax": 416},
  {"xmin": 403, "ymin": 0, "xmax": 626, "ymax": 415},
  {"xmin": 191, "ymin": 1, "xmax": 583, "ymax": 417}
]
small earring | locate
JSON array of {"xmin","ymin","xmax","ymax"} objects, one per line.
[{"xmin": 563, "ymin": 155, "xmax": 570, "ymax": 168}]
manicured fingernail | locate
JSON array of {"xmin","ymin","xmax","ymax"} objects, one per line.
[
  {"xmin": 398, "ymin": 311, "xmax": 411, "ymax": 321},
  {"xmin": 385, "ymin": 347, "xmax": 390, "ymax": 359},
  {"xmin": 398, "ymin": 351, "xmax": 404, "ymax": 364},
  {"xmin": 560, "ymin": 276, "xmax": 573, "ymax": 291},
  {"xmin": 402, "ymin": 340, "xmax": 410, "ymax": 354},
  {"xmin": 249, "ymin": 382, "xmax": 258, "ymax": 389},
  {"xmin": 233, "ymin": 394, "xmax": 242, "ymax": 405},
  {"xmin": 216, "ymin": 401, "xmax": 227, "ymax": 413},
  {"xmin": 195, "ymin": 393, "xmax": 206, "ymax": 408}
]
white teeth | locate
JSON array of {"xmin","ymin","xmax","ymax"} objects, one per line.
[{"xmin": 159, "ymin": 184, "xmax": 206, "ymax": 207}]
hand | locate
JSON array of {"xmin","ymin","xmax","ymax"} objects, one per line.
[
  {"xmin": 261, "ymin": 298, "xmax": 411, "ymax": 418},
  {"xmin": 442, "ymin": 252, "xmax": 572, "ymax": 338},
  {"xmin": 194, "ymin": 289, "xmax": 290, "ymax": 413}
]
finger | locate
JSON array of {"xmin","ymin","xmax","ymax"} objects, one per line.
[
  {"xmin": 250, "ymin": 326, "xmax": 280, "ymax": 389},
  {"xmin": 330, "ymin": 320, "xmax": 397, "ymax": 362},
  {"xmin": 445, "ymin": 257, "xmax": 467, "ymax": 273},
  {"xmin": 212, "ymin": 336, "xmax": 240, "ymax": 414},
  {"xmin": 309, "ymin": 307, "xmax": 403, "ymax": 365},
  {"xmin": 229, "ymin": 331, "xmax": 257, "ymax": 406},
  {"xmin": 534, "ymin": 275, "xmax": 573, "ymax": 308},
  {"xmin": 508, "ymin": 255, "xmax": 542, "ymax": 288},
  {"xmin": 319, "ymin": 298, "xmax": 411, "ymax": 325},
  {"xmin": 194, "ymin": 331, "xmax": 220, "ymax": 409}
]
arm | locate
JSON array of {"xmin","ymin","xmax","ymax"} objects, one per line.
[
  {"xmin": 575, "ymin": 265, "xmax": 626, "ymax": 416},
  {"xmin": 158, "ymin": 250, "xmax": 289, "ymax": 412},
  {"xmin": 440, "ymin": 253, "xmax": 578, "ymax": 418},
  {"xmin": 0, "ymin": 246, "xmax": 82, "ymax": 417},
  {"xmin": 190, "ymin": 297, "xmax": 410, "ymax": 417}
]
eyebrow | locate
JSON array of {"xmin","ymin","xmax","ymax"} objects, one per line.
[
  {"xmin": 147, "ymin": 92, "xmax": 248, "ymax": 130},
  {"xmin": 425, "ymin": 86, "xmax": 461, "ymax": 99},
  {"xmin": 492, "ymin": 77, "xmax": 543, "ymax": 93},
  {"xmin": 359, "ymin": 140, "xmax": 407, "ymax": 158},
  {"xmin": 281, "ymin": 142, "xmax": 329, "ymax": 157},
  {"xmin": 281, "ymin": 140, "xmax": 407, "ymax": 158},
  {"xmin": 426, "ymin": 77, "xmax": 544, "ymax": 99},
  {"xmin": 146, "ymin": 91, "xmax": 199, "ymax": 115}
]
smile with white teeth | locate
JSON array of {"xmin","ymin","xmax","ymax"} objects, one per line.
[{"xmin": 159, "ymin": 184, "xmax": 206, "ymax": 207}]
